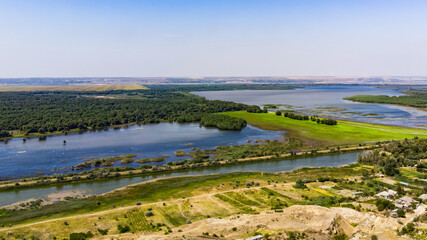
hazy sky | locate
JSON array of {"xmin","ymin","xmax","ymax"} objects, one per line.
[{"xmin": 1, "ymin": 0, "xmax": 426, "ymax": 77}]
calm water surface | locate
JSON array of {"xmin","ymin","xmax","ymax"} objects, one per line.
[
  {"xmin": 192, "ymin": 85, "xmax": 427, "ymax": 128},
  {"xmin": 0, "ymin": 151, "xmax": 361, "ymax": 207},
  {"xmin": 0, "ymin": 123, "xmax": 281, "ymax": 179}
]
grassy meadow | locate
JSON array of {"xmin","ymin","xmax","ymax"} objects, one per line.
[{"xmin": 223, "ymin": 111, "xmax": 427, "ymax": 146}]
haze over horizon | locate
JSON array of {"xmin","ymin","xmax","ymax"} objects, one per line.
[{"xmin": 1, "ymin": 0, "xmax": 427, "ymax": 78}]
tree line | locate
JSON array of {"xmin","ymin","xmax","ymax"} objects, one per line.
[{"xmin": 276, "ymin": 111, "xmax": 338, "ymax": 125}]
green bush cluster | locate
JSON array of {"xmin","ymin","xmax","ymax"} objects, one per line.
[
  {"xmin": 199, "ymin": 114, "xmax": 247, "ymax": 130},
  {"xmin": 375, "ymin": 199, "xmax": 395, "ymax": 211}
]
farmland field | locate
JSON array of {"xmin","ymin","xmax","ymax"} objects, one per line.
[{"xmin": 0, "ymin": 84, "xmax": 148, "ymax": 92}]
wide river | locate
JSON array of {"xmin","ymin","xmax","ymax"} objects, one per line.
[
  {"xmin": 0, "ymin": 151, "xmax": 361, "ymax": 207},
  {"xmin": 192, "ymin": 85, "xmax": 427, "ymax": 128},
  {"xmin": 0, "ymin": 123, "xmax": 280, "ymax": 179}
]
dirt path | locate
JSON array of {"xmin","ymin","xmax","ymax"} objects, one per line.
[{"xmin": 177, "ymin": 202, "xmax": 189, "ymax": 221}]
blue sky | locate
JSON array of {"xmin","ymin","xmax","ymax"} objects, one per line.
[{"xmin": 0, "ymin": 0, "xmax": 426, "ymax": 77}]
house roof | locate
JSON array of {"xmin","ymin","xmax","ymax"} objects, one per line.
[
  {"xmin": 399, "ymin": 196, "xmax": 416, "ymax": 203},
  {"xmin": 419, "ymin": 194, "xmax": 427, "ymax": 200},
  {"xmin": 246, "ymin": 235, "xmax": 264, "ymax": 240},
  {"xmin": 375, "ymin": 190, "xmax": 397, "ymax": 197}
]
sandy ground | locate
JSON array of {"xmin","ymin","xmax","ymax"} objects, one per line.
[
  {"xmin": 101, "ymin": 205, "xmax": 425, "ymax": 240},
  {"xmin": 2, "ymin": 190, "xmax": 85, "ymax": 210}
]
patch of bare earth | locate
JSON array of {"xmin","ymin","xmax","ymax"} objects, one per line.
[{"xmin": 134, "ymin": 205, "xmax": 407, "ymax": 240}]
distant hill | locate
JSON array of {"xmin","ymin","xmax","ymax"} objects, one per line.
[{"xmin": 1, "ymin": 76, "xmax": 427, "ymax": 86}]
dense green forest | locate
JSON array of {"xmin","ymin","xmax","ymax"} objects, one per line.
[
  {"xmin": 344, "ymin": 88, "xmax": 427, "ymax": 108},
  {"xmin": 199, "ymin": 114, "xmax": 247, "ymax": 130},
  {"xmin": 0, "ymin": 87, "xmax": 262, "ymax": 135}
]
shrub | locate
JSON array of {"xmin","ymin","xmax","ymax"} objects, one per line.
[
  {"xmin": 333, "ymin": 233, "xmax": 348, "ymax": 240},
  {"xmin": 397, "ymin": 209, "xmax": 406, "ymax": 218},
  {"xmin": 97, "ymin": 229, "xmax": 108, "ymax": 235},
  {"xmin": 0, "ymin": 131, "xmax": 11, "ymax": 138},
  {"xmin": 400, "ymin": 222, "xmax": 415, "ymax": 234},
  {"xmin": 145, "ymin": 211, "xmax": 154, "ymax": 217},
  {"xmin": 69, "ymin": 232, "xmax": 93, "ymax": 240},
  {"xmin": 376, "ymin": 199, "xmax": 395, "ymax": 211},
  {"xmin": 293, "ymin": 179, "xmax": 307, "ymax": 189},
  {"xmin": 117, "ymin": 224, "xmax": 130, "ymax": 233}
]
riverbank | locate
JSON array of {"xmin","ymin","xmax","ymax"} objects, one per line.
[
  {"xmin": 343, "ymin": 93, "xmax": 427, "ymax": 109},
  {"xmin": 345, "ymin": 97, "xmax": 427, "ymax": 113}
]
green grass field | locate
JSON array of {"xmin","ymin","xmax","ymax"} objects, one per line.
[
  {"xmin": 223, "ymin": 111, "xmax": 427, "ymax": 146},
  {"xmin": 0, "ymin": 84, "xmax": 148, "ymax": 92}
]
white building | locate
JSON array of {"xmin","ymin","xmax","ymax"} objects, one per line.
[
  {"xmin": 245, "ymin": 235, "xmax": 264, "ymax": 240},
  {"xmin": 397, "ymin": 196, "xmax": 417, "ymax": 208},
  {"xmin": 418, "ymin": 194, "xmax": 427, "ymax": 201},
  {"xmin": 375, "ymin": 190, "xmax": 397, "ymax": 200}
]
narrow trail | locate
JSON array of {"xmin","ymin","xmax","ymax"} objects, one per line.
[{"xmin": 177, "ymin": 202, "xmax": 189, "ymax": 221}]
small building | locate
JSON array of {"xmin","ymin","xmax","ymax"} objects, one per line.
[
  {"xmin": 397, "ymin": 196, "xmax": 417, "ymax": 208},
  {"xmin": 399, "ymin": 182, "xmax": 410, "ymax": 186},
  {"xmin": 246, "ymin": 235, "xmax": 264, "ymax": 240},
  {"xmin": 418, "ymin": 194, "xmax": 427, "ymax": 201},
  {"xmin": 375, "ymin": 190, "xmax": 397, "ymax": 200},
  {"xmin": 394, "ymin": 203, "xmax": 404, "ymax": 209}
]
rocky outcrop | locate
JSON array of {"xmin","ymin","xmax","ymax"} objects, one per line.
[{"xmin": 325, "ymin": 214, "xmax": 354, "ymax": 237}]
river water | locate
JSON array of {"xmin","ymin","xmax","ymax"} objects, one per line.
[
  {"xmin": 0, "ymin": 151, "xmax": 361, "ymax": 207},
  {"xmin": 0, "ymin": 123, "xmax": 280, "ymax": 179},
  {"xmin": 192, "ymin": 85, "xmax": 427, "ymax": 128}
]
